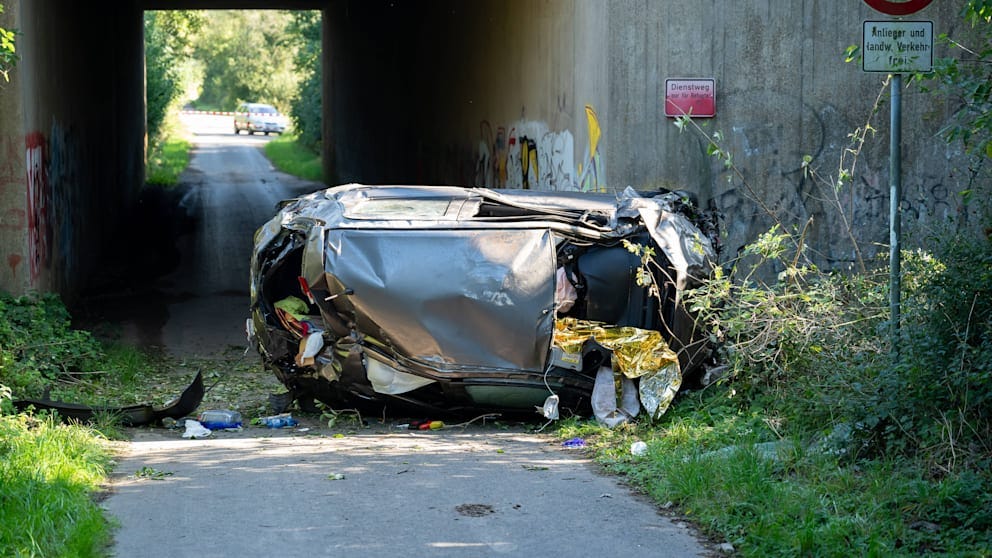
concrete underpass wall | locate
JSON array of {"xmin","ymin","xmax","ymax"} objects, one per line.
[
  {"xmin": 602, "ymin": 0, "xmax": 972, "ymax": 266},
  {"xmin": 0, "ymin": 0, "xmax": 145, "ymax": 297},
  {"xmin": 328, "ymin": 0, "xmax": 974, "ymax": 270},
  {"xmin": 325, "ymin": 0, "xmax": 607, "ymax": 190}
]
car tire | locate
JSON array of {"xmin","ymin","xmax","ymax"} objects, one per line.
[
  {"xmin": 265, "ymin": 131, "xmax": 270, "ymax": 136},
  {"xmin": 249, "ymin": 130, "xmax": 255, "ymax": 135}
]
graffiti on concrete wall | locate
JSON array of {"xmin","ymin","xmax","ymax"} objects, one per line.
[
  {"xmin": 25, "ymin": 132, "xmax": 50, "ymax": 283},
  {"xmin": 474, "ymin": 104, "xmax": 600, "ymax": 192},
  {"xmin": 666, "ymin": 88, "xmax": 979, "ymax": 269},
  {"xmin": 12, "ymin": 122, "xmax": 80, "ymax": 287},
  {"xmin": 577, "ymin": 105, "xmax": 605, "ymax": 192},
  {"xmin": 48, "ymin": 120, "xmax": 79, "ymax": 284}
]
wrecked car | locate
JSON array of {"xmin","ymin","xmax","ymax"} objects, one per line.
[{"xmin": 249, "ymin": 184, "xmax": 718, "ymax": 421}]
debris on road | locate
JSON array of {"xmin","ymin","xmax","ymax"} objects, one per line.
[
  {"xmin": 13, "ymin": 372, "xmax": 204, "ymax": 426},
  {"xmin": 181, "ymin": 420, "xmax": 212, "ymax": 439},
  {"xmin": 562, "ymin": 437, "xmax": 586, "ymax": 448},
  {"xmin": 197, "ymin": 409, "xmax": 243, "ymax": 430}
]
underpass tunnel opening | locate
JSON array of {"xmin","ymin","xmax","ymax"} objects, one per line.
[
  {"xmin": 75, "ymin": 7, "xmax": 328, "ymax": 341},
  {"xmin": 139, "ymin": 0, "xmax": 470, "ymax": 191},
  {"xmin": 142, "ymin": 8, "xmax": 323, "ymax": 175}
]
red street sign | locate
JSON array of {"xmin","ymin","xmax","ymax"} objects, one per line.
[
  {"xmin": 664, "ymin": 78, "xmax": 716, "ymax": 118},
  {"xmin": 863, "ymin": 0, "xmax": 934, "ymax": 16}
]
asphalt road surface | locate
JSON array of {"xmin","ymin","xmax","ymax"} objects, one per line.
[
  {"xmin": 100, "ymin": 114, "xmax": 714, "ymax": 557},
  {"xmin": 148, "ymin": 114, "xmax": 319, "ymax": 357}
]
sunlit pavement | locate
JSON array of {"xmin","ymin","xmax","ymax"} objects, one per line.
[{"xmin": 104, "ymin": 423, "xmax": 711, "ymax": 557}]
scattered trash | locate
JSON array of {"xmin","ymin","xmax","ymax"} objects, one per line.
[
  {"xmin": 562, "ymin": 437, "xmax": 586, "ymax": 448},
  {"xmin": 408, "ymin": 420, "xmax": 444, "ymax": 430},
  {"xmin": 197, "ymin": 410, "xmax": 243, "ymax": 430},
  {"xmin": 522, "ymin": 465, "xmax": 549, "ymax": 471},
  {"xmin": 539, "ymin": 394, "xmax": 560, "ymax": 420},
  {"xmin": 327, "ymin": 473, "xmax": 345, "ymax": 480},
  {"xmin": 261, "ymin": 413, "xmax": 298, "ymax": 428},
  {"xmin": 591, "ymin": 365, "xmax": 640, "ymax": 428},
  {"xmin": 181, "ymin": 420, "xmax": 212, "ymax": 439},
  {"xmin": 630, "ymin": 441, "xmax": 648, "ymax": 456}
]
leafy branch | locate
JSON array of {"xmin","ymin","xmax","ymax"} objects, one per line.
[{"xmin": 0, "ymin": 4, "xmax": 18, "ymax": 83}]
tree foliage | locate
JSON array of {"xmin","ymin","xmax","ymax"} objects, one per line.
[
  {"xmin": 144, "ymin": 10, "xmax": 203, "ymax": 141},
  {"xmin": 286, "ymin": 11, "xmax": 322, "ymax": 151},
  {"xmin": 925, "ymin": 0, "xmax": 992, "ymax": 159},
  {"xmin": 0, "ymin": 3, "xmax": 17, "ymax": 83},
  {"xmin": 193, "ymin": 11, "xmax": 301, "ymax": 113},
  {"xmin": 144, "ymin": 10, "xmax": 319, "ymax": 150}
]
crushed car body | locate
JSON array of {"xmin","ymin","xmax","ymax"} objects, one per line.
[{"xmin": 249, "ymin": 184, "xmax": 718, "ymax": 420}]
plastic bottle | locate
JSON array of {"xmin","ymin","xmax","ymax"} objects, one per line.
[
  {"xmin": 261, "ymin": 413, "xmax": 298, "ymax": 428},
  {"xmin": 197, "ymin": 410, "xmax": 243, "ymax": 430}
]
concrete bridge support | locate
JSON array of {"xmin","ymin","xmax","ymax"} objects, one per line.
[{"xmin": 0, "ymin": 0, "xmax": 144, "ymax": 296}]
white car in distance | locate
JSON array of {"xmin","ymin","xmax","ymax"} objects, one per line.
[{"xmin": 234, "ymin": 102, "xmax": 287, "ymax": 135}]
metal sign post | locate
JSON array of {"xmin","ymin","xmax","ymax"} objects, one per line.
[
  {"xmin": 861, "ymin": 0, "xmax": 934, "ymax": 357},
  {"xmin": 889, "ymin": 73, "xmax": 902, "ymax": 355}
]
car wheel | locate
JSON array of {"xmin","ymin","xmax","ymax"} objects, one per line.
[
  {"xmin": 249, "ymin": 130, "xmax": 255, "ymax": 135},
  {"xmin": 234, "ymin": 126, "xmax": 240, "ymax": 134},
  {"xmin": 264, "ymin": 131, "xmax": 270, "ymax": 136}
]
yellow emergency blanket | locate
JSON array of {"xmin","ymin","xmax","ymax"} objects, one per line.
[{"xmin": 553, "ymin": 318, "xmax": 682, "ymax": 420}]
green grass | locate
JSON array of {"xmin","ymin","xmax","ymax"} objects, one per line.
[
  {"xmin": 0, "ymin": 414, "xmax": 114, "ymax": 557},
  {"xmin": 145, "ymin": 137, "xmax": 191, "ymax": 186},
  {"xmin": 264, "ymin": 133, "xmax": 323, "ymax": 182},
  {"xmin": 146, "ymin": 108, "xmax": 193, "ymax": 187},
  {"xmin": 557, "ymin": 389, "xmax": 992, "ymax": 556}
]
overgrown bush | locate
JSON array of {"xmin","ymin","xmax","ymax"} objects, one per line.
[
  {"xmin": 864, "ymin": 236, "xmax": 992, "ymax": 470},
  {"xmin": 0, "ymin": 293, "xmax": 104, "ymax": 399},
  {"xmin": 681, "ymin": 226, "xmax": 992, "ymax": 473}
]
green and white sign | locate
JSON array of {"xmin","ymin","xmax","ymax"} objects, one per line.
[{"xmin": 863, "ymin": 20, "xmax": 933, "ymax": 73}]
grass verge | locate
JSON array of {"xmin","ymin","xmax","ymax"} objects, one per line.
[
  {"xmin": 264, "ymin": 133, "xmax": 323, "ymax": 182},
  {"xmin": 553, "ymin": 232, "xmax": 992, "ymax": 556},
  {"xmin": 557, "ymin": 389, "xmax": 991, "ymax": 556},
  {"xmin": 146, "ymin": 108, "xmax": 193, "ymax": 187},
  {"xmin": 0, "ymin": 414, "xmax": 114, "ymax": 557},
  {"xmin": 146, "ymin": 137, "xmax": 191, "ymax": 187}
]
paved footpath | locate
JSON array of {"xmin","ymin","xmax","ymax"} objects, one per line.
[{"xmin": 103, "ymin": 422, "xmax": 714, "ymax": 557}]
